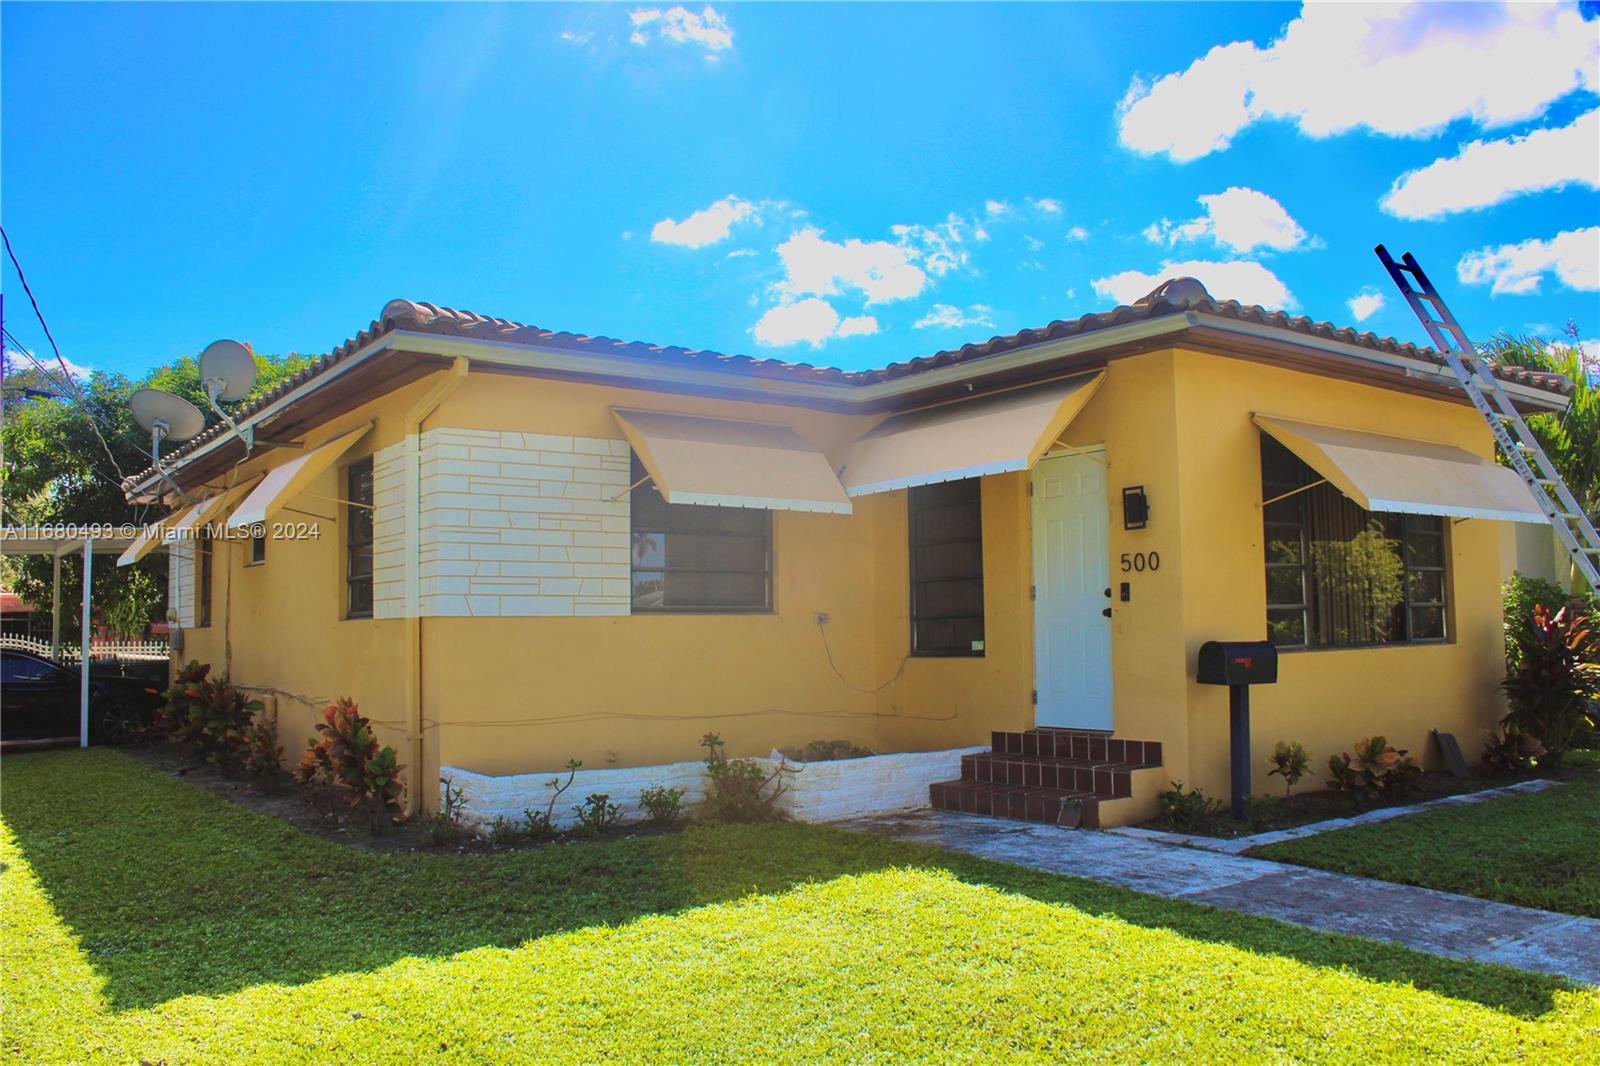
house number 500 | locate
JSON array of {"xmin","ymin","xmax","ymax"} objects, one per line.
[{"xmin": 1120, "ymin": 551, "xmax": 1161, "ymax": 573}]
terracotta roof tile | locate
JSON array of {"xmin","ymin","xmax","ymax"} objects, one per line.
[{"xmin": 121, "ymin": 281, "xmax": 1573, "ymax": 491}]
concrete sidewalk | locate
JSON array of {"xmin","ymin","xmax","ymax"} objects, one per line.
[{"xmin": 835, "ymin": 809, "xmax": 1600, "ymax": 986}]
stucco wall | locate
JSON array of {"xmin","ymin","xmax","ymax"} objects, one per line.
[{"xmin": 172, "ymin": 347, "xmax": 1520, "ymax": 817}]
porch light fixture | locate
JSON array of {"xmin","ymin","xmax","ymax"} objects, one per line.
[{"xmin": 1122, "ymin": 486, "xmax": 1149, "ymax": 530}]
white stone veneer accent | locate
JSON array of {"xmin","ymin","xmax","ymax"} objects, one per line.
[
  {"xmin": 418, "ymin": 429, "xmax": 632, "ymax": 617},
  {"xmin": 441, "ymin": 746, "xmax": 985, "ymax": 829}
]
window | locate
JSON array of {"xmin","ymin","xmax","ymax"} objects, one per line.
[
  {"xmin": 909, "ymin": 478, "xmax": 985, "ymax": 656},
  {"xmin": 196, "ymin": 527, "xmax": 214, "ymax": 628},
  {"xmin": 248, "ymin": 532, "xmax": 267, "ymax": 565},
  {"xmin": 346, "ymin": 457, "xmax": 374, "ymax": 619},
  {"xmin": 1, "ymin": 651, "xmax": 60, "ymax": 684},
  {"xmin": 629, "ymin": 454, "xmax": 772, "ymax": 612},
  {"xmin": 1262, "ymin": 436, "xmax": 1448, "ymax": 649}
]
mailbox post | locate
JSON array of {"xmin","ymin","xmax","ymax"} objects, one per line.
[{"xmin": 1197, "ymin": 641, "xmax": 1279, "ymax": 820}]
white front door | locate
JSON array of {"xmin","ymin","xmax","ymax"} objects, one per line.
[{"xmin": 1031, "ymin": 451, "xmax": 1113, "ymax": 730}]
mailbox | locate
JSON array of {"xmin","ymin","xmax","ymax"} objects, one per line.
[
  {"xmin": 1197, "ymin": 640, "xmax": 1280, "ymax": 820},
  {"xmin": 1197, "ymin": 641, "xmax": 1278, "ymax": 686}
]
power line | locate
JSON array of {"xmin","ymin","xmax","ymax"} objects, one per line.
[{"xmin": 1, "ymin": 226, "xmax": 129, "ymax": 478}]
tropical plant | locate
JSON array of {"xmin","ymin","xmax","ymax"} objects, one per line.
[
  {"xmin": 1500, "ymin": 604, "xmax": 1600, "ymax": 759},
  {"xmin": 639, "ymin": 785, "xmax": 685, "ymax": 826},
  {"xmin": 419, "ymin": 777, "xmax": 472, "ymax": 846},
  {"xmin": 701, "ymin": 733, "xmax": 793, "ymax": 822},
  {"xmin": 572, "ymin": 793, "xmax": 624, "ymax": 836},
  {"xmin": 1481, "ymin": 727, "xmax": 1546, "ymax": 773},
  {"xmin": 1156, "ymin": 781, "xmax": 1220, "ymax": 830},
  {"xmin": 240, "ymin": 709, "xmax": 284, "ymax": 782},
  {"xmin": 158, "ymin": 662, "xmax": 263, "ymax": 772},
  {"xmin": 1328, "ymin": 736, "xmax": 1419, "ymax": 796},
  {"xmin": 294, "ymin": 698, "xmax": 406, "ymax": 828},
  {"xmin": 1266, "ymin": 740, "xmax": 1312, "ymax": 798}
]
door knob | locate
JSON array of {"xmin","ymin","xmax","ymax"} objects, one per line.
[
  {"xmin": 1101, "ymin": 607, "xmax": 1112, "ymax": 618},
  {"xmin": 1103, "ymin": 587, "xmax": 1112, "ymax": 598}
]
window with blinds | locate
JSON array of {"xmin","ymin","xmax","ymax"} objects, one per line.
[{"xmin": 1262, "ymin": 436, "xmax": 1448, "ymax": 649}]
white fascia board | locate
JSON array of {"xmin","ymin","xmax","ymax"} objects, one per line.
[
  {"xmin": 384, "ymin": 314, "xmax": 1192, "ymax": 407},
  {"xmin": 1192, "ymin": 313, "xmax": 1571, "ymax": 413}
]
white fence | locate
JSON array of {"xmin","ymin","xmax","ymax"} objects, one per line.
[{"xmin": 0, "ymin": 634, "xmax": 170, "ymax": 661}]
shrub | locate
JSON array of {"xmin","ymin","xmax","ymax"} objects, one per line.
[
  {"xmin": 781, "ymin": 739, "xmax": 875, "ymax": 763},
  {"xmin": 1326, "ymin": 752, "xmax": 1361, "ymax": 793},
  {"xmin": 1501, "ymin": 604, "xmax": 1599, "ymax": 759},
  {"xmin": 701, "ymin": 733, "xmax": 792, "ymax": 823},
  {"xmin": 639, "ymin": 785, "xmax": 685, "ymax": 826},
  {"xmin": 521, "ymin": 808, "xmax": 558, "ymax": 842},
  {"xmin": 1481, "ymin": 727, "xmax": 1546, "ymax": 774},
  {"xmin": 573, "ymin": 793, "xmax": 624, "ymax": 836},
  {"xmin": 294, "ymin": 698, "xmax": 406, "ymax": 829},
  {"xmin": 158, "ymin": 663, "xmax": 263, "ymax": 773},
  {"xmin": 1157, "ymin": 781, "xmax": 1220, "ymax": 830},
  {"xmin": 1328, "ymin": 736, "xmax": 1419, "ymax": 796},
  {"xmin": 419, "ymin": 777, "xmax": 472, "ymax": 847},
  {"xmin": 240, "ymin": 710, "xmax": 283, "ymax": 782},
  {"xmin": 1504, "ymin": 573, "xmax": 1589, "ymax": 669},
  {"xmin": 486, "ymin": 814, "xmax": 525, "ymax": 847},
  {"xmin": 1266, "ymin": 741, "xmax": 1311, "ymax": 798}
]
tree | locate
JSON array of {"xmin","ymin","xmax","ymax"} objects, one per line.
[
  {"xmin": 1484, "ymin": 325, "xmax": 1599, "ymax": 593},
  {"xmin": 0, "ymin": 347, "xmax": 312, "ymax": 639}
]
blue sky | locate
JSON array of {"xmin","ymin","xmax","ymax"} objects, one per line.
[{"xmin": 3, "ymin": 2, "xmax": 1597, "ymax": 379}]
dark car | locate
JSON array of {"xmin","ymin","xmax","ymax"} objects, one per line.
[{"xmin": 1, "ymin": 650, "xmax": 165, "ymax": 744}]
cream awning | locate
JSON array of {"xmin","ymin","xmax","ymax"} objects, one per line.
[
  {"xmin": 1254, "ymin": 414, "xmax": 1547, "ymax": 523},
  {"xmin": 117, "ymin": 477, "xmax": 262, "ymax": 566},
  {"xmin": 227, "ymin": 422, "xmax": 374, "ymax": 532},
  {"xmin": 613, "ymin": 409, "xmax": 851, "ymax": 514},
  {"xmin": 838, "ymin": 371, "xmax": 1105, "ymax": 496}
]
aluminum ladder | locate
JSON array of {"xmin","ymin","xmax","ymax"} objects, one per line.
[{"xmin": 1376, "ymin": 244, "xmax": 1600, "ymax": 590}]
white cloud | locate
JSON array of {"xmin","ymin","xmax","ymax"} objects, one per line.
[
  {"xmin": 1145, "ymin": 187, "xmax": 1310, "ymax": 253},
  {"xmin": 891, "ymin": 212, "xmax": 979, "ymax": 277},
  {"xmin": 774, "ymin": 228, "xmax": 927, "ymax": 305},
  {"xmin": 984, "ymin": 199, "xmax": 1012, "ymax": 218},
  {"xmin": 751, "ymin": 298, "xmax": 876, "ymax": 348},
  {"xmin": 1023, "ymin": 235, "xmax": 1044, "ymax": 253},
  {"xmin": 1382, "ymin": 108, "xmax": 1600, "ymax": 220},
  {"xmin": 1091, "ymin": 259, "xmax": 1297, "ymax": 309},
  {"xmin": 1066, "ymin": 226, "xmax": 1089, "ymax": 242},
  {"xmin": 629, "ymin": 6, "xmax": 733, "ymax": 55},
  {"xmin": 1118, "ymin": 3, "xmax": 1600, "ymax": 162},
  {"xmin": 1029, "ymin": 197, "xmax": 1063, "ymax": 215},
  {"xmin": 835, "ymin": 314, "xmax": 879, "ymax": 338},
  {"xmin": 1457, "ymin": 227, "xmax": 1600, "ymax": 295},
  {"xmin": 559, "ymin": 30, "xmax": 593, "ymax": 45},
  {"xmin": 914, "ymin": 304, "xmax": 996, "ymax": 331},
  {"xmin": 724, "ymin": 247, "xmax": 756, "ymax": 259},
  {"xmin": 1347, "ymin": 288, "xmax": 1386, "ymax": 322},
  {"xmin": 650, "ymin": 195, "xmax": 759, "ymax": 248}
]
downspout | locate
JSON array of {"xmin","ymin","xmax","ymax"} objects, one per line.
[{"xmin": 403, "ymin": 357, "xmax": 469, "ymax": 816}]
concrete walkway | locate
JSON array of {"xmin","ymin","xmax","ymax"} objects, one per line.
[{"xmin": 835, "ymin": 809, "xmax": 1600, "ymax": 986}]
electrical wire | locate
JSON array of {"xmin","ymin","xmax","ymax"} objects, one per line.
[{"xmin": 816, "ymin": 619, "xmax": 910, "ymax": 694}]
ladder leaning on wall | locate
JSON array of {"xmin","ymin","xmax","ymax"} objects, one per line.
[{"xmin": 1375, "ymin": 244, "xmax": 1600, "ymax": 591}]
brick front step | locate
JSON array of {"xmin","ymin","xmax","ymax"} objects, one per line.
[
  {"xmin": 929, "ymin": 728, "xmax": 1165, "ymax": 830},
  {"xmin": 929, "ymin": 780, "xmax": 1103, "ymax": 829}
]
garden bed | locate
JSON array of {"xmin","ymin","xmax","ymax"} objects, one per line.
[{"xmin": 1138, "ymin": 768, "xmax": 1560, "ymax": 840}]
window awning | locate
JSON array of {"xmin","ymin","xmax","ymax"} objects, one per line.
[
  {"xmin": 613, "ymin": 408, "xmax": 851, "ymax": 514},
  {"xmin": 117, "ymin": 477, "xmax": 262, "ymax": 566},
  {"xmin": 838, "ymin": 371, "xmax": 1105, "ymax": 496},
  {"xmin": 227, "ymin": 422, "xmax": 374, "ymax": 532},
  {"xmin": 1253, "ymin": 414, "xmax": 1547, "ymax": 523}
]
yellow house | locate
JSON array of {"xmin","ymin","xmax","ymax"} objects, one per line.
[{"xmin": 119, "ymin": 278, "xmax": 1568, "ymax": 828}]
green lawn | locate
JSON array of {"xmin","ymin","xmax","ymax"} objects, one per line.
[
  {"xmin": 1250, "ymin": 755, "xmax": 1600, "ymax": 919},
  {"xmin": 3, "ymin": 751, "xmax": 1597, "ymax": 1064}
]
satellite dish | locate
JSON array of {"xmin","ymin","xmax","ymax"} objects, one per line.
[
  {"xmin": 198, "ymin": 339, "xmax": 256, "ymax": 402},
  {"xmin": 131, "ymin": 388, "xmax": 205, "ymax": 442},
  {"xmin": 131, "ymin": 388, "xmax": 206, "ymax": 504}
]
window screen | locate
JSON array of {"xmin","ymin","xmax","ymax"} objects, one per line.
[
  {"xmin": 629, "ymin": 454, "xmax": 772, "ymax": 612},
  {"xmin": 909, "ymin": 478, "xmax": 985, "ymax": 656}
]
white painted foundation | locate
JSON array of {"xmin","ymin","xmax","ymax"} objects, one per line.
[{"xmin": 441, "ymin": 745, "xmax": 984, "ymax": 830}]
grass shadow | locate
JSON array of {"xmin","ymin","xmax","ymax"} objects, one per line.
[{"xmin": 0, "ymin": 748, "xmax": 1575, "ymax": 1018}]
